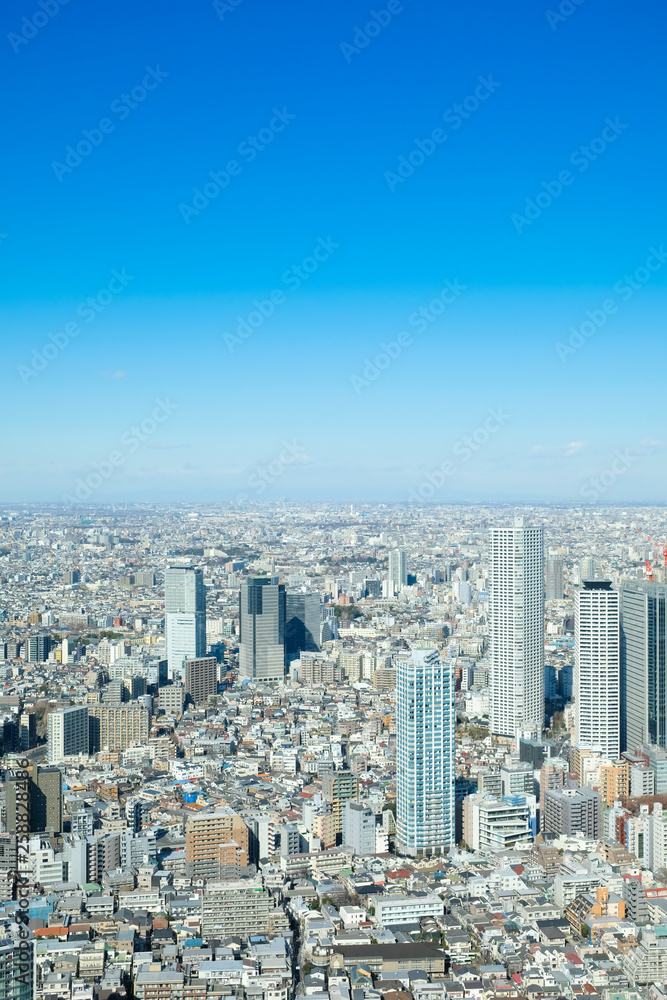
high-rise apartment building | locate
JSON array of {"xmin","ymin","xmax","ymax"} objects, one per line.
[
  {"xmin": 580, "ymin": 557, "xmax": 596, "ymax": 581},
  {"xmin": 621, "ymin": 583, "xmax": 667, "ymax": 752},
  {"xmin": 88, "ymin": 704, "xmax": 149, "ymax": 753},
  {"xmin": 322, "ymin": 770, "xmax": 359, "ymax": 836},
  {"xmin": 388, "ymin": 549, "xmax": 408, "ymax": 589},
  {"xmin": 47, "ymin": 705, "xmax": 89, "ymax": 763},
  {"xmin": 542, "ymin": 785, "xmax": 602, "ymax": 838},
  {"xmin": 184, "ymin": 656, "xmax": 218, "ymax": 705},
  {"xmin": 575, "ymin": 580, "xmax": 620, "ymax": 758},
  {"xmin": 185, "ymin": 808, "xmax": 249, "ymax": 878},
  {"xmin": 165, "ymin": 566, "xmax": 206, "ymax": 680},
  {"xmin": 489, "ymin": 519, "xmax": 544, "ymax": 738},
  {"xmin": 343, "ymin": 801, "xmax": 376, "ymax": 856},
  {"xmin": 202, "ymin": 879, "xmax": 273, "ymax": 938},
  {"xmin": 239, "ymin": 577, "xmax": 286, "ymax": 682},
  {"xmin": 285, "ymin": 593, "xmax": 320, "ymax": 662},
  {"xmin": 396, "ymin": 648, "xmax": 455, "ymax": 856},
  {"xmin": 545, "ymin": 555, "xmax": 564, "ymax": 600}
]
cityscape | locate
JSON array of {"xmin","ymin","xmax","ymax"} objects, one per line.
[
  {"xmin": 0, "ymin": 502, "xmax": 666, "ymax": 998},
  {"xmin": 3, "ymin": 0, "xmax": 667, "ymax": 998}
]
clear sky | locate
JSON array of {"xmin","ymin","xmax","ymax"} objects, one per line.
[{"xmin": 2, "ymin": 0, "xmax": 666, "ymax": 504}]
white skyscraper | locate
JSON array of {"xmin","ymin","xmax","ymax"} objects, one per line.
[
  {"xmin": 47, "ymin": 705, "xmax": 89, "ymax": 764},
  {"xmin": 388, "ymin": 549, "xmax": 408, "ymax": 589},
  {"xmin": 490, "ymin": 518, "xmax": 545, "ymax": 738},
  {"xmin": 575, "ymin": 580, "xmax": 620, "ymax": 758},
  {"xmin": 396, "ymin": 648, "xmax": 455, "ymax": 856},
  {"xmin": 165, "ymin": 566, "xmax": 206, "ymax": 680}
]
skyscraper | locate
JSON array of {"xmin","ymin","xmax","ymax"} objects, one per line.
[
  {"xmin": 621, "ymin": 582, "xmax": 667, "ymax": 751},
  {"xmin": 388, "ymin": 549, "xmax": 408, "ymax": 589},
  {"xmin": 545, "ymin": 555, "xmax": 564, "ymax": 600},
  {"xmin": 184, "ymin": 655, "xmax": 218, "ymax": 705},
  {"xmin": 165, "ymin": 566, "xmax": 206, "ymax": 680},
  {"xmin": 490, "ymin": 518, "xmax": 545, "ymax": 738},
  {"xmin": 575, "ymin": 580, "xmax": 620, "ymax": 758},
  {"xmin": 396, "ymin": 648, "xmax": 455, "ymax": 856},
  {"xmin": 47, "ymin": 705, "xmax": 89, "ymax": 763},
  {"xmin": 239, "ymin": 577, "xmax": 286, "ymax": 681},
  {"xmin": 285, "ymin": 592, "xmax": 320, "ymax": 662}
]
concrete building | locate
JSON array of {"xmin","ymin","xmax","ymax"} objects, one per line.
[
  {"xmin": 6, "ymin": 764, "xmax": 62, "ymax": 834},
  {"xmin": 165, "ymin": 565, "xmax": 206, "ymax": 681},
  {"xmin": 621, "ymin": 583, "xmax": 667, "ymax": 752},
  {"xmin": 370, "ymin": 892, "xmax": 444, "ymax": 928},
  {"xmin": 47, "ymin": 705, "xmax": 89, "ymax": 763},
  {"xmin": 88, "ymin": 704, "xmax": 149, "ymax": 752},
  {"xmin": 184, "ymin": 656, "xmax": 217, "ymax": 705},
  {"xmin": 388, "ymin": 549, "xmax": 408, "ymax": 589},
  {"xmin": 396, "ymin": 648, "xmax": 455, "ymax": 856},
  {"xmin": 542, "ymin": 785, "xmax": 602, "ymax": 838},
  {"xmin": 185, "ymin": 808, "xmax": 249, "ymax": 878},
  {"xmin": 546, "ymin": 555, "xmax": 564, "ymax": 600},
  {"xmin": 202, "ymin": 879, "xmax": 273, "ymax": 938},
  {"xmin": 343, "ymin": 801, "xmax": 376, "ymax": 856},
  {"xmin": 463, "ymin": 792, "xmax": 533, "ymax": 852},
  {"xmin": 489, "ymin": 518, "xmax": 544, "ymax": 738},
  {"xmin": 239, "ymin": 577, "xmax": 286, "ymax": 682},
  {"xmin": 575, "ymin": 580, "xmax": 620, "ymax": 758},
  {"xmin": 322, "ymin": 770, "xmax": 359, "ymax": 837}
]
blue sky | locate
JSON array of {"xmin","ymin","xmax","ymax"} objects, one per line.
[{"xmin": 2, "ymin": 0, "xmax": 666, "ymax": 503}]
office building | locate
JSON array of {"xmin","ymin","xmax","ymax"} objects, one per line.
[
  {"xmin": 239, "ymin": 577, "xmax": 286, "ymax": 682},
  {"xmin": 343, "ymin": 801, "xmax": 376, "ymax": 856},
  {"xmin": 396, "ymin": 648, "xmax": 455, "ymax": 856},
  {"xmin": 18, "ymin": 711, "xmax": 36, "ymax": 752},
  {"xmin": 621, "ymin": 583, "xmax": 667, "ymax": 752},
  {"xmin": 489, "ymin": 518, "xmax": 544, "ymax": 738},
  {"xmin": 184, "ymin": 656, "xmax": 217, "ymax": 705},
  {"xmin": 542, "ymin": 785, "xmax": 602, "ymax": 838},
  {"xmin": 165, "ymin": 565, "xmax": 206, "ymax": 680},
  {"xmin": 545, "ymin": 555, "xmax": 564, "ymax": 600},
  {"xmin": 47, "ymin": 705, "xmax": 89, "ymax": 763},
  {"xmin": 575, "ymin": 580, "xmax": 620, "ymax": 758},
  {"xmin": 285, "ymin": 592, "xmax": 320, "ymax": 661},
  {"xmin": 88, "ymin": 703, "xmax": 149, "ymax": 752},
  {"xmin": 388, "ymin": 549, "xmax": 408, "ymax": 589},
  {"xmin": 6, "ymin": 764, "xmax": 62, "ymax": 834}
]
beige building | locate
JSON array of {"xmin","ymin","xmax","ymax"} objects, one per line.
[
  {"xmin": 88, "ymin": 703, "xmax": 149, "ymax": 752},
  {"xmin": 185, "ymin": 808, "xmax": 249, "ymax": 876}
]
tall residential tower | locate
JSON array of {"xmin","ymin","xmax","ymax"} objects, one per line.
[
  {"xmin": 396, "ymin": 648, "xmax": 455, "ymax": 856},
  {"xmin": 490, "ymin": 518, "xmax": 545, "ymax": 738},
  {"xmin": 575, "ymin": 580, "xmax": 620, "ymax": 758}
]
